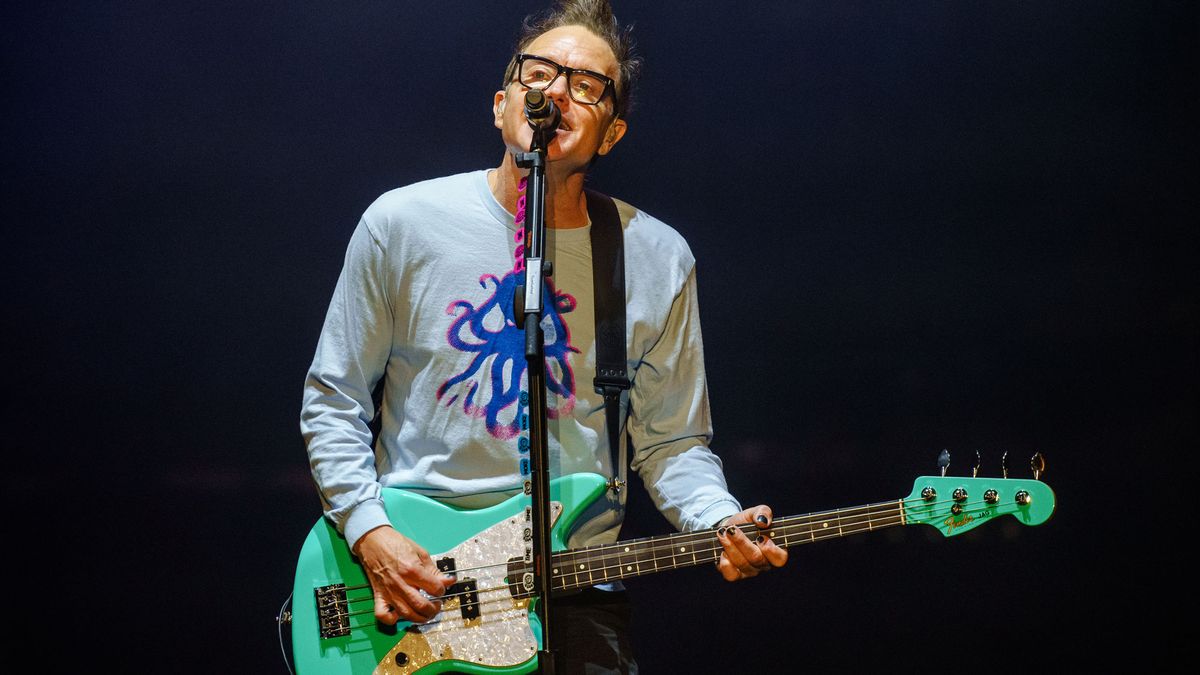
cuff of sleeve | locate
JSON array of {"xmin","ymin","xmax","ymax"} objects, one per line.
[
  {"xmin": 692, "ymin": 500, "xmax": 742, "ymax": 532},
  {"xmin": 343, "ymin": 498, "xmax": 391, "ymax": 553}
]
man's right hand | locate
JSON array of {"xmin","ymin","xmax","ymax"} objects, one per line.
[{"xmin": 353, "ymin": 525, "xmax": 457, "ymax": 625}]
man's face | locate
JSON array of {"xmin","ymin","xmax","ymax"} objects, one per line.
[{"xmin": 493, "ymin": 25, "xmax": 627, "ymax": 173}]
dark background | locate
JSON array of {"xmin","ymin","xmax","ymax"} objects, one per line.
[{"xmin": 6, "ymin": 1, "xmax": 1194, "ymax": 671}]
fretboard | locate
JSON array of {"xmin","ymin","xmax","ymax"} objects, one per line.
[{"xmin": 547, "ymin": 499, "xmax": 905, "ymax": 592}]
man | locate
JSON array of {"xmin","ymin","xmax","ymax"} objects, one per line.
[{"xmin": 301, "ymin": 1, "xmax": 786, "ymax": 671}]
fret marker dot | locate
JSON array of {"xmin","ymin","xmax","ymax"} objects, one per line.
[
  {"xmin": 626, "ymin": 565, "xmax": 632, "ymax": 571},
  {"xmin": 822, "ymin": 522, "xmax": 829, "ymax": 528},
  {"xmin": 624, "ymin": 546, "xmax": 630, "ymax": 553},
  {"xmin": 680, "ymin": 547, "xmax": 687, "ymax": 553},
  {"xmin": 579, "ymin": 564, "xmax": 586, "ymax": 570}
]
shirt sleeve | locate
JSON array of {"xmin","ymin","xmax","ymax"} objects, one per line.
[
  {"xmin": 300, "ymin": 217, "xmax": 395, "ymax": 551},
  {"xmin": 627, "ymin": 266, "xmax": 742, "ymax": 532}
]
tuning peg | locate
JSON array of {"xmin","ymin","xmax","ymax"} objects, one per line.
[
  {"xmin": 972, "ymin": 450, "xmax": 981, "ymax": 478},
  {"xmin": 1001, "ymin": 451, "xmax": 1009, "ymax": 479},
  {"xmin": 1031, "ymin": 452, "xmax": 1046, "ymax": 481},
  {"xmin": 937, "ymin": 449, "xmax": 950, "ymax": 477}
]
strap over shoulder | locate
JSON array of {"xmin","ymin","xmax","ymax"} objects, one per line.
[{"xmin": 584, "ymin": 188, "xmax": 630, "ymax": 490}]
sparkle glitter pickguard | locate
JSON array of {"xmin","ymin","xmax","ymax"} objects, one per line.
[{"xmin": 372, "ymin": 503, "xmax": 562, "ymax": 674}]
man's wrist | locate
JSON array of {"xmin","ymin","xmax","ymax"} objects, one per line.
[{"xmin": 352, "ymin": 523, "xmax": 393, "ymax": 556}]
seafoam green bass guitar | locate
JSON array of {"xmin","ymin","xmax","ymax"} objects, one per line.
[{"xmin": 291, "ymin": 471, "xmax": 1055, "ymax": 674}]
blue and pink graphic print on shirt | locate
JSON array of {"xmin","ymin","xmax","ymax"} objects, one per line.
[{"xmin": 436, "ymin": 178, "xmax": 579, "ymax": 441}]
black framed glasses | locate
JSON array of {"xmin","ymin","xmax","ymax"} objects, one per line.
[{"xmin": 514, "ymin": 53, "xmax": 617, "ymax": 107}]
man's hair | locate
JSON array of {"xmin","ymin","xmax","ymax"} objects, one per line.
[{"xmin": 501, "ymin": 0, "xmax": 641, "ymax": 119}]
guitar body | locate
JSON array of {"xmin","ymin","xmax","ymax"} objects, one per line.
[{"xmin": 291, "ymin": 473, "xmax": 609, "ymax": 675}]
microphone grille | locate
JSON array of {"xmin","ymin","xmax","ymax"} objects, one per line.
[{"xmin": 526, "ymin": 89, "xmax": 549, "ymax": 115}]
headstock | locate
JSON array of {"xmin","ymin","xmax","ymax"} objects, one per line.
[{"xmin": 903, "ymin": 451, "xmax": 1056, "ymax": 537}]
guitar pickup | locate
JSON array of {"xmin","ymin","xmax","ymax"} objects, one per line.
[
  {"xmin": 436, "ymin": 557, "xmax": 479, "ymax": 620},
  {"xmin": 448, "ymin": 578, "xmax": 480, "ymax": 620}
]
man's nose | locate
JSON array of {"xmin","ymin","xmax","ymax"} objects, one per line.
[{"xmin": 544, "ymin": 74, "xmax": 571, "ymax": 103}]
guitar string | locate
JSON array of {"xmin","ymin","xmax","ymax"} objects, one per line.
[
  {"xmin": 552, "ymin": 490, "xmax": 1020, "ymax": 565},
  {"xmin": 326, "ymin": 499, "xmax": 908, "ymax": 597},
  {"xmin": 326, "ymin": 494, "xmax": 1012, "ymax": 613},
  {"xmin": 323, "ymin": 499, "xmax": 915, "ymax": 595},
  {"xmin": 504, "ymin": 493, "xmax": 975, "ymax": 578},
  {"xmin": 536, "ymin": 492, "xmax": 1008, "ymax": 583},
  {"xmin": 332, "ymin": 510, "xmax": 921, "ymax": 632},
  {"xmin": 324, "ymin": 495, "xmax": 1019, "ymax": 631},
  {"xmin": 331, "ymin": 512, "xmax": 992, "ymax": 634},
  {"xmin": 334, "ymin": 516, "xmax": 899, "ymax": 622},
  {"xmin": 561, "ymin": 492, "xmax": 1020, "ymax": 573}
]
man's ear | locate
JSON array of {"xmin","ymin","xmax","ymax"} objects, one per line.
[
  {"xmin": 493, "ymin": 91, "xmax": 507, "ymax": 129},
  {"xmin": 597, "ymin": 116, "xmax": 628, "ymax": 156}
]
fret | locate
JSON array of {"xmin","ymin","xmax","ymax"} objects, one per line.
[
  {"xmin": 583, "ymin": 547, "xmax": 595, "ymax": 585},
  {"xmin": 669, "ymin": 539, "xmax": 695, "ymax": 570},
  {"xmin": 553, "ymin": 549, "xmax": 569, "ymax": 591},
  {"xmin": 634, "ymin": 539, "xmax": 657, "ymax": 574},
  {"xmin": 676, "ymin": 535, "xmax": 692, "ymax": 569},
  {"xmin": 569, "ymin": 550, "xmax": 585, "ymax": 590},
  {"xmin": 616, "ymin": 543, "xmax": 638, "ymax": 579},
  {"xmin": 591, "ymin": 546, "xmax": 609, "ymax": 582},
  {"xmin": 550, "ymin": 550, "xmax": 561, "ymax": 591},
  {"xmin": 600, "ymin": 544, "xmax": 615, "ymax": 581}
]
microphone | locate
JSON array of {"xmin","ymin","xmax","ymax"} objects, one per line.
[{"xmin": 523, "ymin": 89, "xmax": 561, "ymax": 132}]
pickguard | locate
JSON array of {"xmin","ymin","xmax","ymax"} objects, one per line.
[{"xmin": 372, "ymin": 502, "xmax": 563, "ymax": 674}]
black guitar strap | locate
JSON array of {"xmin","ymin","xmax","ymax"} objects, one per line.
[{"xmin": 585, "ymin": 188, "xmax": 631, "ymax": 490}]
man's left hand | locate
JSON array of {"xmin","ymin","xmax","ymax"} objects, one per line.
[{"xmin": 714, "ymin": 505, "xmax": 788, "ymax": 582}]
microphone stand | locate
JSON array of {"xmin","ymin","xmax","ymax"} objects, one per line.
[{"xmin": 513, "ymin": 122, "xmax": 556, "ymax": 675}]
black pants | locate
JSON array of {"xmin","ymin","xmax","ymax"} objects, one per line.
[{"xmin": 547, "ymin": 588, "xmax": 638, "ymax": 674}]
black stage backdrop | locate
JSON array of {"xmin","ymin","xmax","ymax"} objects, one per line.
[{"xmin": 6, "ymin": 1, "xmax": 1194, "ymax": 671}]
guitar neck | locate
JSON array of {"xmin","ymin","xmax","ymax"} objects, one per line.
[{"xmin": 549, "ymin": 499, "xmax": 904, "ymax": 592}]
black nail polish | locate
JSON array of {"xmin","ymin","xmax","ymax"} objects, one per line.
[
  {"xmin": 756, "ymin": 515, "xmax": 769, "ymax": 525},
  {"xmin": 756, "ymin": 535, "xmax": 765, "ymax": 544}
]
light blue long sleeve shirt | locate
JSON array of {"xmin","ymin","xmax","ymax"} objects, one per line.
[{"xmin": 301, "ymin": 171, "xmax": 741, "ymax": 553}]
